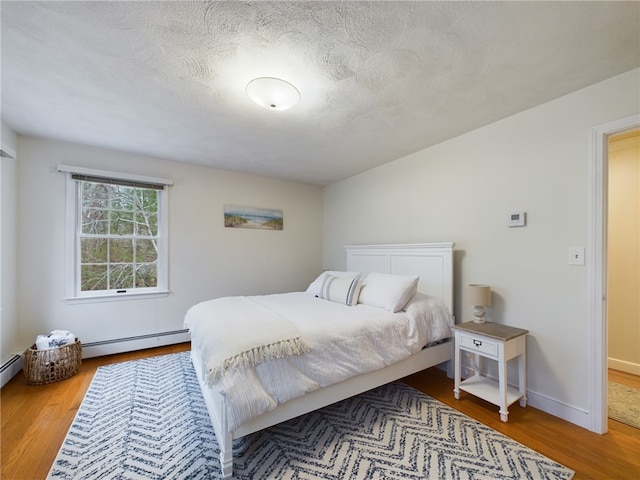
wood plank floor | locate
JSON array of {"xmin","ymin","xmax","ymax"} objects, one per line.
[
  {"xmin": 2, "ymin": 343, "xmax": 639, "ymax": 480},
  {"xmin": 609, "ymin": 368, "xmax": 640, "ymax": 389},
  {"xmin": 405, "ymin": 368, "xmax": 640, "ymax": 480}
]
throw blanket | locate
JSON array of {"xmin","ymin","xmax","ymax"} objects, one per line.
[{"xmin": 184, "ymin": 296, "xmax": 310, "ymax": 386}]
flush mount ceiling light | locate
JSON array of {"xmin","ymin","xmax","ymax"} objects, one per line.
[{"xmin": 246, "ymin": 77, "xmax": 300, "ymax": 111}]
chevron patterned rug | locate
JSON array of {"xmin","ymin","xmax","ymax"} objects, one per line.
[{"xmin": 48, "ymin": 352, "xmax": 574, "ymax": 479}]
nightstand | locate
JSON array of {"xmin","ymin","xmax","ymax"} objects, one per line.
[{"xmin": 452, "ymin": 321, "xmax": 529, "ymax": 422}]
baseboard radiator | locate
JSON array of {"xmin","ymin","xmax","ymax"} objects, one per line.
[
  {"xmin": 0, "ymin": 330, "xmax": 190, "ymax": 387},
  {"xmin": 1, "ymin": 354, "xmax": 23, "ymax": 388},
  {"xmin": 82, "ymin": 329, "xmax": 190, "ymax": 359}
]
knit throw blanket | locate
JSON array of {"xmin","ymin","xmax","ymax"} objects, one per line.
[{"xmin": 184, "ymin": 296, "xmax": 310, "ymax": 386}]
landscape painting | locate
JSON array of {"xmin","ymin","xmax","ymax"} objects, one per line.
[{"xmin": 224, "ymin": 205, "xmax": 283, "ymax": 230}]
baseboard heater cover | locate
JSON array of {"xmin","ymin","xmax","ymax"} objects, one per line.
[
  {"xmin": 1, "ymin": 354, "xmax": 24, "ymax": 388},
  {"xmin": 1, "ymin": 354, "xmax": 21, "ymax": 373},
  {"xmin": 80, "ymin": 329, "xmax": 190, "ymax": 359}
]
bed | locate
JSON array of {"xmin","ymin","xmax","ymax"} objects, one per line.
[{"xmin": 185, "ymin": 242, "xmax": 454, "ymax": 479}]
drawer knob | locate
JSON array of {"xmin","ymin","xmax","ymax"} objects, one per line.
[{"xmin": 473, "ymin": 339, "xmax": 482, "ymax": 347}]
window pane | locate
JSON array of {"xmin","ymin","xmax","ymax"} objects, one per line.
[
  {"xmin": 135, "ymin": 239, "xmax": 157, "ymax": 262},
  {"xmin": 109, "ymin": 238, "xmax": 133, "ymax": 263},
  {"xmin": 81, "ymin": 208, "xmax": 108, "ymax": 235},
  {"xmin": 81, "ymin": 264, "xmax": 108, "ymax": 291},
  {"xmin": 110, "ymin": 264, "xmax": 133, "ymax": 289},
  {"xmin": 82, "ymin": 183, "xmax": 109, "ymax": 208},
  {"xmin": 136, "ymin": 189, "xmax": 158, "ymax": 211},
  {"xmin": 110, "ymin": 186, "xmax": 135, "ymax": 211},
  {"xmin": 81, "ymin": 238, "xmax": 108, "ymax": 263},
  {"xmin": 110, "ymin": 211, "xmax": 134, "ymax": 235},
  {"xmin": 135, "ymin": 212, "xmax": 157, "ymax": 236},
  {"xmin": 135, "ymin": 263, "xmax": 157, "ymax": 287}
]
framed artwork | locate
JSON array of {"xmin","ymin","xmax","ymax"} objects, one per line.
[{"xmin": 224, "ymin": 205, "xmax": 283, "ymax": 230}]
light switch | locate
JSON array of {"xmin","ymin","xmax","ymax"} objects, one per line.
[{"xmin": 568, "ymin": 247, "xmax": 585, "ymax": 266}]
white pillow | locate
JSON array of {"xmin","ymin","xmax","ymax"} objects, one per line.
[
  {"xmin": 358, "ymin": 272, "xmax": 419, "ymax": 312},
  {"xmin": 306, "ymin": 271, "xmax": 360, "ymax": 297},
  {"xmin": 319, "ymin": 274, "xmax": 363, "ymax": 306}
]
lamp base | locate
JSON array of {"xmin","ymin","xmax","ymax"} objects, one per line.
[{"xmin": 472, "ymin": 305, "xmax": 486, "ymax": 324}]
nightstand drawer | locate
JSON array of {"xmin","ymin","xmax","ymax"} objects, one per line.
[{"xmin": 460, "ymin": 334, "xmax": 498, "ymax": 357}]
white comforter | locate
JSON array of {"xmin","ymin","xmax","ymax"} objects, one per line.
[{"xmin": 185, "ymin": 291, "xmax": 453, "ymax": 430}]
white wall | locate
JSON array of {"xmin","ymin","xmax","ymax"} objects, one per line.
[
  {"xmin": 323, "ymin": 68, "xmax": 640, "ymax": 428},
  {"xmin": 1, "ymin": 122, "xmax": 18, "ymax": 364},
  {"xmin": 16, "ymin": 137, "xmax": 323, "ymax": 348}
]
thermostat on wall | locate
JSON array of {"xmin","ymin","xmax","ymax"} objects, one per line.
[{"xmin": 508, "ymin": 211, "xmax": 526, "ymax": 227}]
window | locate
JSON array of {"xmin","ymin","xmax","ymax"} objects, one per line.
[{"xmin": 61, "ymin": 166, "xmax": 171, "ymax": 301}]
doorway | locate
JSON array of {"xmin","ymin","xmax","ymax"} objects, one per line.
[
  {"xmin": 607, "ymin": 129, "xmax": 640, "ymax": 428},
  {"xmin": 589, "ymin": 114, "xmax": 640, "ymax": 434}
]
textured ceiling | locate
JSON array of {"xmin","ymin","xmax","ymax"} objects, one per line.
[{"xmin": 2, "ymin": 1, "xmax": 639, "ymax": 186}]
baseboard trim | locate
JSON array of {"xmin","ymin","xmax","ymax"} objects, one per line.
[
  {"xmin": 1, "ymin": 354, "xmax": 23, "ymax": 388},
  {"xmin": 526, "ymin": 388, "xmax": 590, "ymax": 431},
  {"xmin": 608, "ymin": 357, "xmax": 640, "ymax": 376},
  {"xmin": 82, "ymin": 330, "xmax": 190, "ymax": 359}
]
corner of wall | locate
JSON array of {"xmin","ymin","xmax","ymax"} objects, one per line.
[{"xmin": 1, "ymin": 121, "xmax": 18, "ymax": 159}]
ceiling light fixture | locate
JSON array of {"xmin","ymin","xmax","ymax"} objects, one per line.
[{"xmin": 246, "ymin": 77, "xmax": 300, "ymax": 111}]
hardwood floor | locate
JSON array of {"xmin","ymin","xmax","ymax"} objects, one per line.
[
  {"xmin": 609, "ymin": 368, "xmax": 640, "ymax": 389},
  {"xmin": 1, "ymin": 343, "xmax": 191, "ymax": 480},
  {"xmin": 405, "ymin": 368, "xmax": 640, "ymax": 480},
  {"xmin": 2, "ymin": 343, "xmax": 639, "ymax": 480}
]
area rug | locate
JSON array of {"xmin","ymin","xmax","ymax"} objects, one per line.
[
  {"xmin": 48, "ymin": 352, "xmax": 574, "ymax": 479},
  {"xmin": 608, "ymin": 381, "xmax": 640, "ymax": 429}
]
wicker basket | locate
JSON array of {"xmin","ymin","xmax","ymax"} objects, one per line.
[{"xmin": 23, "ymin": 339, "xmax": 82, "ymax": 385}]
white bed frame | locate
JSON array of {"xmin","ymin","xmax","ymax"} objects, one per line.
[{"xmin": 190, "ymin": 242, "xmax": 454, "ymax": 479}]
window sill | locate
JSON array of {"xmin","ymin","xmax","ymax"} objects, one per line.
[{"xmin": 64, "ymin": 290, "xmax": 170, "ymax": 305}]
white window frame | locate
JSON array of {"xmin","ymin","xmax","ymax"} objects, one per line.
[{"xmin": 59, "ymin": 164, "xmax": 172, "ymax": 303}]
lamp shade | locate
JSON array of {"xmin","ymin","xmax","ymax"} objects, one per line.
[
  {"xmin": 468, "ymin": 284, "xmax": 491, "ymax": 307},
  {"xmin": 246, "ymin": 77, "xmax": 300, "ymax": 111}
]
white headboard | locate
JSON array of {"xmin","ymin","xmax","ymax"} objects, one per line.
[{"xmin": 345, "ymin": 243, "xmax": 454, "ymax": 316}]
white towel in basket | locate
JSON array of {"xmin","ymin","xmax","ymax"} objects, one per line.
[{"xmin": 35, "ymin": 330, "xmax": 76, "ymax": 350}]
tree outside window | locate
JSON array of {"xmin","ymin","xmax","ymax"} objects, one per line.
[{"xmin": 79, "ymin": 183, "xmax": 160, "ymax": 292}]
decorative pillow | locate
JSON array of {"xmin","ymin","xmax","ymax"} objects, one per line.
[
  {"xmin": 306, "ymin": 271, "xmax": 360, "ymax": 297},
  {"xmin": 358, "ymin": 272, "xmax": 419, "ymax": 312},
  {"xmin": 319, "ymin": 274, "xmax": 363, "ymax": 306}
]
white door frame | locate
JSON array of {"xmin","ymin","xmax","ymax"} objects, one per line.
[{"xmin": 588, "ymin": 113, "xmax": 640, "ymax": 434}]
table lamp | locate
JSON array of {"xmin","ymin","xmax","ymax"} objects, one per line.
[{"xmin": 469, "ymin": 284, "xmax": 491, "ymax": 323}]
